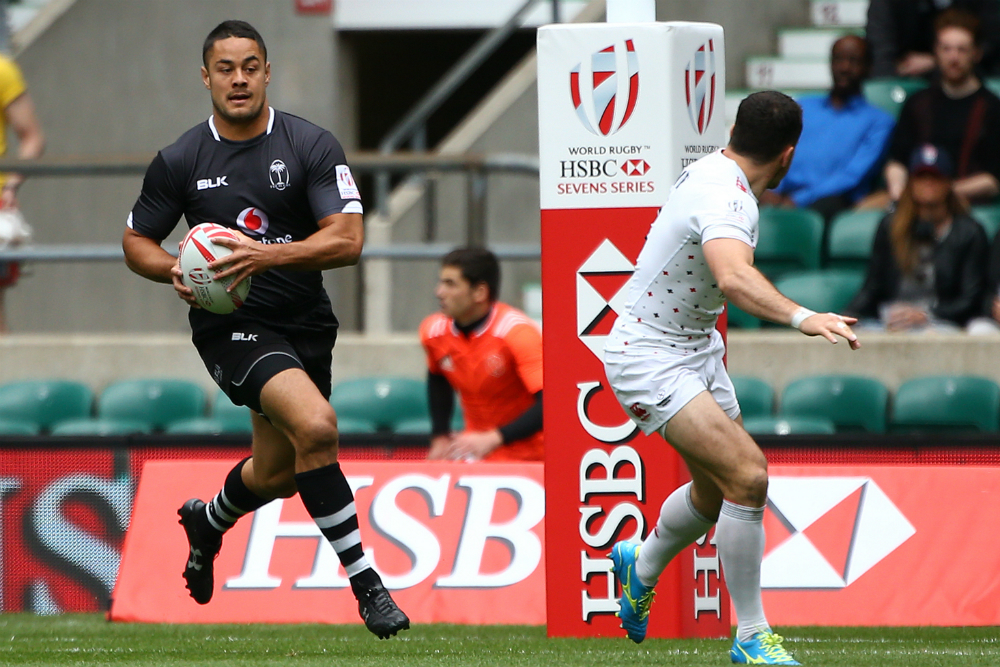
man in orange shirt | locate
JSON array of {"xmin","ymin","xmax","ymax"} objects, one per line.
[{"xmin": 419, "ymin": 247, "xmax": 543, "ymax": 461}]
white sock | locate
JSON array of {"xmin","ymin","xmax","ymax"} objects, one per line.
[
  {"xmin": 636, "ymin": 482, "xmax": 715, "ymax": 587},
  {"xmin": 716, "ymin": 500, "xmax": 770, "ymax": 642}
]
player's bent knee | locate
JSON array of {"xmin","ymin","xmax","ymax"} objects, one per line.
[
  {"xmin": 729, "ymin": 464, "xmax": 769, "ymax": 507},
  {"xmin": 290, "ymin": 413, "xmax": 340, "ymax": 458}
]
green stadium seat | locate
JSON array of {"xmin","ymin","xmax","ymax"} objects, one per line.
[
  {"xmin": 863, "ymin": 78, "xmax": 929, "ymax": 119},
  {"xmin": 51, "ymin": 418, "xmax": 151, "ymax": 436},
  {"xmin": 392, "ymin": 407, "xmax": 465, "ymax": 435},
  {"xmin": 971, "ymin": 204, "xmax": 1000, "ymax": 241},
  {"xmin": 98, "ymin": 379, "xmax": 207, "ymax": 431},
  {"xmin": 827, "ymin": 209, "xmax": 885, "ymax": 270},
  {"xmin": 165, "ymin": 418, "xmax": 231, "ymax": 435},
  {"xmin": 211, "ymin": 391, "xmax": 253, "ymax": 433},
  {"xmin": 779, "ymin": 375, "xmax": 889, "ymax": 432},
  {"xmin": 336, "ymin": 417, "xmax": 379, "ymax": 435},
  {"xmin": 725, "ymin": 303, "xmax": 761, "ymax": 329},
  {"xmin": 731, "ymin": 376, "xmax": 774, "ymax": 419},
  {"xmin": 755, "ymin": 207, "xmax": 823, "ymax": 280},
  {"xmin": 742, "ymin": 416, "xmax": 837, "ymax": 435},
  {"xmin": 330, "ymin": 377, "xmax": 428, "ymax": 432},
  {"xmin": 0, "ymin": 380, "xmax": 94, "ymax": 432},
  {"xmin": 0, "ymin": 419, "xmax": 40, "ymax": 435},
  {"xmin": 772, "ymin": 269, "xmax": 865, "ymax": 317},
  {"xmin": 891, "ymin": 375, "xmax": 1000, "ymax": 432},
  {"xmin": 985, "ymin": 77, "xmax": 1000, "ymax": 99}
]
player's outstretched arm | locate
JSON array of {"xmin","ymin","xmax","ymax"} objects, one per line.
[{"xmin": 703, "ymin": 237, "xmax": 860, "ymax": 349}]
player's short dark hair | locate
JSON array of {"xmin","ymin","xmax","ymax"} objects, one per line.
[
  {"xmin": 729, "ymin": 91, "xmax": 803, "ymax": 163},
  {"xmin": 203, "ymin": 20, "xmax": 267, "ymax": 66},
  {"xmin": 934, "ymin": 8, "xmax": 981, "ymax": 46},
  {"xmin": 443, "ymin": 247, "xmax": 500, "ymax": 301}
]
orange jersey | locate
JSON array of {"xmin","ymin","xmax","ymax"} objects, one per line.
[{"xmin": 419, "ymin": 303, "xmax": 543, "ymax": 461}]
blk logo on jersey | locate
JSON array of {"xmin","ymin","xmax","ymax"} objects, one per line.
[
  {"xmin": 237, "ymin": 207, "xmax": 269, "ymax": 236},
  {"xmin": 684, "ymin": 40, "xmax": 717, "ymax": 135},
  {"xmin": 197, "ymin": 176, "xmax": 229, "ymax": 190},
  {"xmin": 570, "ymin": 40, "xmax": 639, "ymax": 137},
  {"xmin": 269, "ymin": 160, "xmax": 290, "ymax": 191}
]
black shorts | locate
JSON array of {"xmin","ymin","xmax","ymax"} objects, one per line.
[{"xmin": 191, "ymin": 304, "xmax": 338, "ymax": 415}]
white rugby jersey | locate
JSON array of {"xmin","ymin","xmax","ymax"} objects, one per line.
[{"xmin": 607, "ymin": 150, "xmax": 759, "ymax": 353}]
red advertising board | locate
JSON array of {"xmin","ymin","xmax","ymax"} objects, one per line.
[
  {"xmin": 111, "ymin": 460, "xmax": 545, "ymax": 624},
  {"xmin": 762, "ymin": 465, "xmax": 1000, "ymax": 626},
  {"xmin": 540, "ymin": 208, "xmax": 729, "ymax": 638}
]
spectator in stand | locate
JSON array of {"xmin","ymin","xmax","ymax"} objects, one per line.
[
  {"xmin": 0, "ymin": 53, "xmax": 45, "ymax": 334},
  {"xmin": 762, "ymin": 35, "xmax": 894, "ymax": 226},
  {"xmin": 847, "ymin": 144, "xmax": 989, "ymax": 331},
  {"xmin": 967, "ymin": 229, "xmax": 1000, "ymax": 333},
  {"xmin": 883, "ymin": 9, "xmax": 1000, "ymax": 206},
  {"xmin": 867, "ymin": 0, "xmax": 1000, "ymax": 78},
  {"xmin": 420, "ymin": 247, "xmax": 543, "ymax": 462}
]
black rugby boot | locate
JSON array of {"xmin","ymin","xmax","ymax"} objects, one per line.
[
  {"xmin": 177, "ymin": 498, "xmax": 222, "ymax": 605},
  {"xmin": 353, "ymin": 575, "xmax": 410, "ymax": 639}
]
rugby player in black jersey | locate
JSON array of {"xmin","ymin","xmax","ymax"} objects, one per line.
[{"xmin": 121, "ymin": 20, "xmax": 408, "ymax": 638}]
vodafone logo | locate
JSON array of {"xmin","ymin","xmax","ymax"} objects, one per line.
[
  {"xmin": 237, "ymin": 207, "xmax": 269, "ymax": 236},
  {"xmin": 762, "ymin": 476, "xmax": 916, "ymax": 589},
  {"xmin": 570, "ymin": 40, "xmax": 639, "ymax": 137},
  {"xmin": 576, "ymin": 239, "xmax": 634, "ymax": 360}
]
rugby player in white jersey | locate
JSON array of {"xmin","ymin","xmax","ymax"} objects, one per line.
[{"xmin": 605, "ymin": 91, "xmax": 860, "ymax": 665}]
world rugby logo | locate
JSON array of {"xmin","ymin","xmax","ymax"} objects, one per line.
[
  {"xmin": 576, "ymin": 239, "xmax": 634, "ymax": 360},
  {"xmin": 685, "ymin": 40, "xmax": 717, "ymax": 135},
  {"xmin": 569, "ymin": 40, "xmax": 639, "ymax": 137}
]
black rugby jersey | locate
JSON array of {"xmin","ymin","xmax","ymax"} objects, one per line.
[{"xmin": 128, "ymin": 107, "xmax": 361, "ymax": 327}]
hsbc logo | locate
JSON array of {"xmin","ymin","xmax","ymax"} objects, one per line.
[
  {"xmin": 570, "ymin": 40, "xmax": 639, "ymax": 136},
  {"xmin": 684, "ymin": 40, "xmax": 717, "ymax": 135},
  {"xmin": 621, "ymin": 159, "xmax": 649, "ymax": 176},
  {"xmin": 576, "ymin": 239, "xmax": 634, "ymax": 361},
  {"xmin": 237, "ymin": 207, "xmax": 269, "ymax": 236},
  {"xmin": 761, "ymin": 476, "xmax": 916, "ymax": 589}
]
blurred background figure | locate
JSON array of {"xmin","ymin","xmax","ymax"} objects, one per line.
[
  {"xmin": 420, "ymin": 247, "xmax": 543, "ymax": 462},
  {"xmin": 866, "ymin": 0, "xmax": 1000, "ymax": 78},
  {"xmin": 967, "ymin": 228, "xmax": 1000, "ymax": 333},
  {"xmin": 882, "ymin": 8, "xmax": 1000, "ymax": 206},
  {"xmin": 0, "ymin": 50, "xmax": 44, "ymax": 334},
  {"xmin": 762, "ymin": 35, "xmax": 894, "ymax": 229},
  {"xmin": 847, "ymin": 144, "xmax": 989, "ymax": 331}
]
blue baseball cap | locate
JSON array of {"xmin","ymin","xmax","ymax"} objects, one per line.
[{"xmin": 909, "ymin": 144, "xmax": 954, "ymax": 179}]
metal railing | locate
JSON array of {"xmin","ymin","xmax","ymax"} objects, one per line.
[{"xmin": 0, "ymin": 152, "xmax": 541, "ymax": 263}]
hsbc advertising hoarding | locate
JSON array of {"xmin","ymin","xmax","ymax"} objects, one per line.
[{"xmin": 537, "ymin": 21, "xmax": 730, "ymax": 638}]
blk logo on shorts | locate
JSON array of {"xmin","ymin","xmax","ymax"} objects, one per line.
[{"xmin": 570, "ymin": 39, "xmax": 639, "ymax": 137}]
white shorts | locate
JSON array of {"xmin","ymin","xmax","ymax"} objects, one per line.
[{"xmin": 603, "ymin": 333, "xmax": 740, "ymax": 436}]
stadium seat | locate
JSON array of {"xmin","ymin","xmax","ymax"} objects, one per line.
[
  {"xmin": 392, "ymin": 407, "xmax": 465, "ymax": 435},
  {"xmin": 862, "ymin": 78, "xmax": 928, "ymax": 119},
  {"xmin": 971, "ymin": 204, "xmax": 1000, "ymax": 241},
  {"xmin": 330, "ymin": 377, "xmax": 428, "ymax": 432},
  {"xmin": 50, "ymin": 418, "xmax": 151, "ymax": 436},
  {"xmin": 985, "ymin": 77, "xmax": 1000, "ymax": 99},
  {"xmin": 891, "ymin": 376, "xmax": 1000, "ymax": 432},
  {"xmin": 771, "ymin": 269, "xmax": 865, "ymax": 317},
  {"xmin": 742, "ymin": 416, "xmax": 837, "ymax": 435},
  {"xmin": 0, "ymin": 380, "xmax": 94, "ymax": 432},
  {"xmin": 826, "ymin": 209, "xmax": 885, "ymax": 270},
  {"xmin": 0, "ymin": 419, "xmax": 40, "ymax": 435},
  {"xmin": 779, "ymin": 375, "xmax": 889, "ymax": 433},
  {"xmin": 165, "ymin": 418, "xmax": 231, "ymax": 435},
  {"xmin": 755, "ymin": 207, "xmax": 823, "ymax": 280},
  {"xmin": 97, "ymin": 379, "xmax": 207, "ymax": 431},
  {"xmin": 725, "ymin": 303, "xmax": 761, "ymax": 329},
  {"xmin": 730, "ymin": 376, "xmax": 774, "ymax": 419},
  {"xmin": 211, "ymin": 391, "xmax": 253, "ymax": 433},
  {"xmin": 336, "ymin": 417, "xmax": 379, "ymax": 435}
]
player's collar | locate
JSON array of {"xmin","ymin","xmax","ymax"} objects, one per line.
[
  {"xmin": 207, "ymin": 106, "xmax": 276, "ymax": 142},
  {"xmin": 451, "ymin": 304, "xmax": 497, "ymax": 338}
]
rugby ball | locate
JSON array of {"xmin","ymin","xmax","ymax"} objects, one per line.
[{"xmin": 179, "ymin": 223, "xmax": 251, "ymax": 314}]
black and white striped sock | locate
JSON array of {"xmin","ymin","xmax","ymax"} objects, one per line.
[
  {"xmin": 294, "ymin": 462, "xmax": 374, "ymax": 584},
  {"xmin": 201, "ymin": 457, "xmax": 269, "ymax": 539}
]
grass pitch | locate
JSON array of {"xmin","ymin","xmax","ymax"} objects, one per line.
[{"xmin": 1, "ymin": 614, "xmax": 997, "ymax": 666}]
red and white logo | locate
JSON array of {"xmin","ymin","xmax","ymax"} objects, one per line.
[
  {"xmin": 576, "ymin": 239, "xmax": 634, "ymax": 360},
  {"xmin": 621, "ymin": 159, "xmax": 650, "ymax": 176},
  {"xmin": 761, "ymin": 476, "xmax": 915, "ymax": 589},
  {"xmin": 570, "ymin": 40, "xmax": 639, "ymax": 137},
  {"xmin": 237, "ymin": 207, "xmax": 269, "ymax": 236},
  {"xmin": 684, "ymin": 40, "xmax": 717, "ymax": 135}
]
